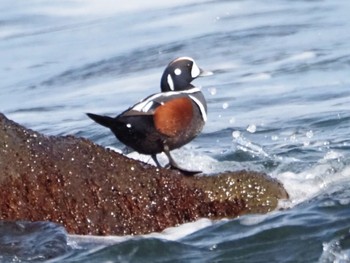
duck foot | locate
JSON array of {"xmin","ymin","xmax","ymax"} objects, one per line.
[
  {"xmin": 168, "ymin": 163, "xmax": 202, "ymax": 176},
  {"xmin": 163, "ymin": 148, "xmax": 202, "ymax": 176},
  {"xmin": 152, "ymin": 156, "xmax": 201, "ymax": 176}
]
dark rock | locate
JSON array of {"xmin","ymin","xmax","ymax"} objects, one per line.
[{"xmin": 0, "ymin": 113, "xmax": 288, "ymax": 235}]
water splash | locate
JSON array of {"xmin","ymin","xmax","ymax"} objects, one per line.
[{"xmin": 232, "ymin": 130, "xmax": 269, "ymax": 158}]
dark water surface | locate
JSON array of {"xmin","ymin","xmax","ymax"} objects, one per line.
[{"xmin": 1, "ymin": 0, "xmax": 350, "ymax": 262}]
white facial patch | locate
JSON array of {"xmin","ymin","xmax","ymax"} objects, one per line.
[
  {"xmin": 191, "ymin": 61, "xmax": 201, "ymax": 78},
  {"xmin": 174, "ymin": 68, "xmax": 182, "ymax": 75},
  {"xmin": 167, "ymin": 74, "xmax": 174, "ymax": 90}
]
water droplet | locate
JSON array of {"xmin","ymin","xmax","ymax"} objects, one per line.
[
  {"xmin": 306, "ymin": 130, "xmax": 313, "ymax": 138},
  {"xmin": 222, "ymin": 102, "xmax": 229, "ymax": 109},
  {"xmin": 131, "ymin": 166, "xmax": 135, "ymax": 171},
  {"xmin": 247, "ymin": 124, "xmax": 256, "ymax": 133},
  {"xmin": 229, "ymin": 117, "xmax": 236, "ymax": 124},
  {"xmin": 271, "ymin": 135, "xmax": 279, "ymax": 141},
  {"xmin": 126, "ymin": 123, "xmax": 132, "ymax": 128},
  {"xmin": 208, "ymin": 87, "xmax": 217, "ymax": 95},
  {"xmin": 232, "ymin": 130, "xmax": 241, "ymax": 139}
]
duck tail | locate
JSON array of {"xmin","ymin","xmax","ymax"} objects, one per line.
[{"xmin": 86, "ymin": 113, "xmax": 115, "ymax": 128}]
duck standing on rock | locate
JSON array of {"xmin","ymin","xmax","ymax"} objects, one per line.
[{"xmin": 87, "ymin": 57, "xmax": 212, "ymax": 175}]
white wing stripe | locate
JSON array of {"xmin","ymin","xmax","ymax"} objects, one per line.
[{"xmin": 132, "ymin": 87, "xmax": 201, "ymax": 112}]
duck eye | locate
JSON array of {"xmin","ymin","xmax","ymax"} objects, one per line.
[{"xmin": 174, "ymin": 68, "xmax": 182, "ymax": 75}]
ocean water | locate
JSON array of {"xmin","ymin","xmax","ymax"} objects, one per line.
[{"xmin": 1, "ymin": 0, "xmax": 350, "ymax": 262}]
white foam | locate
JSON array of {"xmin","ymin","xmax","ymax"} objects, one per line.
[
  {"xmin": 240, "ymin": 73, "xmax": 271, "ymax": 82},
  {"xmin": 274, "ymin": 51, "xmax": 316, "ymax": 66},
  {"xmin": 239, "ymin": 213, "xmax": 270, "ymax": 226},
  {"xmin": 275, "ymin": 164, "xmax": 350, "ymax": 208},
  {"xmin": 287, "ymin": 51, "xmax": 316, "ymax": 62},
  {"xmin": 68, "ymin": 218, "xmax": 213, "ymax": 247},
  {"xmin": 323, "ymin": 150, "xmax": 343, "ymax": 161},
  {"xmin": 320, "ymin": 233, "xmax": 350, "ymax": 262},
  {"xmin": 146, "ymin": 218, "xmax": 213, "ymax": 240}
]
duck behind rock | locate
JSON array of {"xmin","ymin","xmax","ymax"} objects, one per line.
[{"xmin": 87, "ymin": 57, "xmax": 212, "ymax": 175}]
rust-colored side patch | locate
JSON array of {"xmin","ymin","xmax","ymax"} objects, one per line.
[{"xmin": 154, "ymin": 97, "xmax": 193, "ymax": 137}]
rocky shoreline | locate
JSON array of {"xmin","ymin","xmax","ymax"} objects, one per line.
[{"xmin": 0, "ymin": 113, "xmax": 288, "ymax": 235}]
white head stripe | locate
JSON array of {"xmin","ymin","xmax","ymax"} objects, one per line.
[
  {"xmin": 191, "ymin": 60, "xmax": 201, "ymax": 78},
  {"xmin": 172, "ymin": 57, "xmax": 194, "ymax": 63},
  {"xmin": 189, "ymin": 95, "xmax": 207, "ymax": 122},
  {"xmin": 132, "ymin": 87, "xmax": 201, "ymax": 112},
  {"xmin": 167, "ymin": 74, "xmax": 174, "ymax": 90}
]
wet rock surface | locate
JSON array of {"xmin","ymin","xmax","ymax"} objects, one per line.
[{"xmin": 0, "ymin": 113, "xmax": 288, "ymax": 235}]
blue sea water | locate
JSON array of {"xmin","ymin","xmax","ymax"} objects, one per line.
[{"xmin": 1, "ymin": 0, "xmax": 350, "ymax": 262}]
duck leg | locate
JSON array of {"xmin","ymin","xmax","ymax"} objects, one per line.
[
  {"xmin": 163, "ymin": 146, "xmax": 202, "ymax": 176},
  {"xmin": 151, "ymin": 154, "xmax": 162, "ymax": 168}
]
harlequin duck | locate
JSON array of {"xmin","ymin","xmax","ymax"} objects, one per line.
[{"xmin": 87, "ymin": 57, "xmax": 212, "ymax": 175}]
